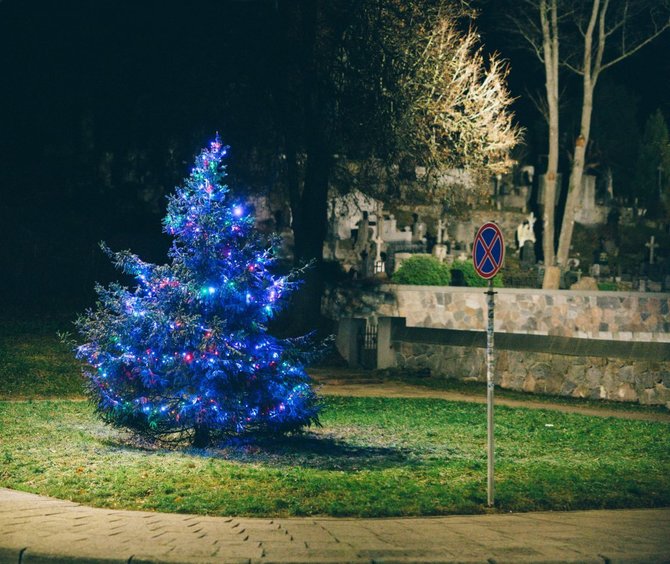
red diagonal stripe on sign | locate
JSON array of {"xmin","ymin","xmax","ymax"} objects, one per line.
[{"xmin": 476, "ymin": 230, "xmax": 501, "ymax": 273}]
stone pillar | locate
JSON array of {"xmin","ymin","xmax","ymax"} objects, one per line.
[
  {"xmin": 336, "ymin": 318, "xmax": 366, "ymax": 367},
  {"xmin": 376, "ymin": 317, "xmax": 399, "ymax": 369}
]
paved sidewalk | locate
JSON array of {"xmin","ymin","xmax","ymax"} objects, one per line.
[{"xmin": 1, "ymin": 488, "xmax": 669, "ymax": 563}]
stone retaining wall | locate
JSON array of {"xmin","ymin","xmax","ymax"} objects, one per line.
[
  {"xmin": 324, "ymin": 285, "xmax": 670, "ymax": 407},
  {"xmin": 396, "ymin": 340, "xmax": 670, "ymax": 406},
  {"xmin": 324, "ymin": 285, "xmax": 670, "ymax": 342}
]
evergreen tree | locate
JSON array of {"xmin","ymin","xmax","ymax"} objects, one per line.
[
  {"xmin": 634, "ymin": 109, "xmax": 670, "ymax": 213},
  {"xmin": 75, "ymin": 137, "xmax": 320, "ymax": 447}
]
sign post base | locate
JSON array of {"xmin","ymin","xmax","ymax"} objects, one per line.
[{"xmin": 486, "ymin": 279, "xmax": 496, "ymax": 507}]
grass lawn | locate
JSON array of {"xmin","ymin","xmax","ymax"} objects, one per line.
[
  {"xmin": 1, "ymin": 316, "xmax": 669, "ymax": 517},
  {"xmin": 0, "ymin": 317, "xmax": 84, "ymax": 399},
  {"xmin": 1, "ymin": 397, "xmax": 669, "ymax": 517}
]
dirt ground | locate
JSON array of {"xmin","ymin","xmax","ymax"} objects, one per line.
[{"xmin": 309, "ymin": 367, "xmax": 670, "ymax": 423}]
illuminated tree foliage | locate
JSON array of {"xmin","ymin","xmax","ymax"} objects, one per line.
[
  {"xmin": 336, "ymin": 1, "xmax": 522, "ymax": 205},
  {"xmin": 75, "ymin": 138, "xmax": 320, "ymax": 447}
]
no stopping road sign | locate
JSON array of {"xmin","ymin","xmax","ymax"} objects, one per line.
[{"xmin": 473, "ymin": 222, "xmax": 504, "ymax": 279}]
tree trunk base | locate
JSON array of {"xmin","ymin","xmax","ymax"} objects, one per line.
[
  {"xmin": 192, "ymin": 426, "xmax": 211, "ymax": 448},
  {"xmin": 542, "ymin": 266, "xmax": 561, "ymax": 289}
]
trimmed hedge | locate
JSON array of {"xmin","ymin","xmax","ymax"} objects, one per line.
[
  {"xmin": 450, "ymin": 259, "xmax": 503, "ymax": 287},
  {"xmin": 392, "ymin": 255, "xmax": 451, "ymax": 286},
  {"xmin": 391, "ymin": 256, "xmax": 503, "ymax": 287}
]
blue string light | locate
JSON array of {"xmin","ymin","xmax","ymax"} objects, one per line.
[{"xmin": 75, "ymin": 136, "xmax": 320, "ymax": 446}]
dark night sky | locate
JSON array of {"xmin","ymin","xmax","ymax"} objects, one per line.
[
  {"xmin": 0, "ymin": 1, "xmax": 668, "ymax": 309},
  {"xmin": 0, "ymin": 1, "xmax": 286, "ymax": 310},
  {"xmin": 1, "ymin": 2, "xmax": 666, "ymax": 162},
  {"xmin": 1, "ymin": 1, "xmax": 667, "ymax": 186},
  {"xmin": 0, "ymin": 2, "xmax": 265, "ymax": 155}
]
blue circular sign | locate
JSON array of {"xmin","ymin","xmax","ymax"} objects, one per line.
[{"xmin": 473, "ymin": 222, "xmax": 505, "ymax": 279}]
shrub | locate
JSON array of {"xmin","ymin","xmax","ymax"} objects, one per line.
[
  {"xmin": 450, "ymin": 259, "xmax": 503, "ymax": 287},
  {"xmin": 598, "ymin": 281, "xmax": 618, "ymax": 291},
  {"xmin": 392, "ymin": 255, "xmax": 451, "ymax": 285},
  {"xmin": 499, "ymin": 252, "xmax": 540, "ymax": 288}
]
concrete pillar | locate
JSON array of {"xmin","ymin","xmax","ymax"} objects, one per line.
[
  {"xmin": 377, "ymin": 317, "xmax": 406, "ymax": 369},
  {"xmin": 336, "ymin": 318, "xmax": 366, "ymax": 367}
]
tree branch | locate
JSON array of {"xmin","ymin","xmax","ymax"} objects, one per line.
[
  {"xmin": 592, "ymin": 0, "xmax": 609, "ymax": 82},
  {"xmin": 583, "ymin": 0, "xmax": 601, "ymax": 79},
  {"xmin": 560, "ymin": 60, "xmax": 583, "ymax": 74},
  {"xmin": 600, "ymin": 16, "xmax": 670, "ymax": 71}
]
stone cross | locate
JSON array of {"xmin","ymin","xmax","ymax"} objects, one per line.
[
  {"xmin": 373, "ymin": 204, "xmax": 385, "ymax": 272},
  {"xmin": 645, "ymin": 235, "xmax": 659, "ymax": 264},
  {"xmin": 527, "ymin": 211, "xmax": 536, "ymax": 232}
]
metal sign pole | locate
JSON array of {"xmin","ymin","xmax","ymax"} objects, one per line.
[
  {"xmin": 472, "ymin": 221, "xmax": 503, "ymax": 508},
  {"xmin": 486, "ymin": 278, "xmax": 495, "ymax": 507}
]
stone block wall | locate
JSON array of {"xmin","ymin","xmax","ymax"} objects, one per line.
[
  {"xmin": 395, "ymin": 341, "xmax": 670, "ymax": 406},
  {"xmin": 324, "ymin": 285, "xmax": 670, "ymax": 342},
  {"xmin": 324, "ymin": 285, "xmax": 670, "ymax": 407}
]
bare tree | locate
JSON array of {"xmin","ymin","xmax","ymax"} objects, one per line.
[
  {"xmin": 555, "ymin": 0, "xmax": 670, "ymax": 269},
  {"xmin": 539, "ymin": 0, "xmax": 560, "ymax": 272},
  {"xmin": 511, "ymin": 0, "xmax": 561, "ymax": 273},
  {"xmin": 501, "ymin": 0, "xmax": 563, "ymax": 283},
  {"xmin": 503, "ymin": 0, "xmax": 669, "ymax": 286}
]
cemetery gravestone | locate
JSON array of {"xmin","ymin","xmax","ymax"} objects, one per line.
[
  {"xmin": 355, "ymin": 212, "xmax": 371, "ymax": 254},
  {"xmin": 646, "ymin": 236, "xmax": 659, "ymax": 265},
  {"xmin": 521, "ymin": 239, "xmax": 536, "ymax": 267}
]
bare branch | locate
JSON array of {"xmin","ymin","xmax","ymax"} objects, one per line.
[
  {"xmin": 592, "ymin": 0, "xmax": 609, "ymax": 81},
  {"xmin": 560, "ymin": 60, "xmax": 583, "ymax": 74},
  {"xmin": 600, "ymin": 15, "xmax": 670, "ymax": 71},
  {"xmin": 583, "ymin": 0, "xmax": 601, "ymax": 79},
  {"xmin": 526, "ymin": 88, "xmax": 549, "ymax": 123},
  {"xmin": 518, "ymin": 27, "xmax": 546, "ymax": 62}
]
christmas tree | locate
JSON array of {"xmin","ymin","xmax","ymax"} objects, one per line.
[{"xmin": 75, "ymin": 137, "xmax": 320, "ymax": 447}]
